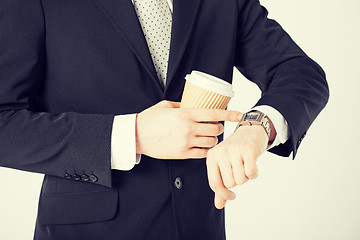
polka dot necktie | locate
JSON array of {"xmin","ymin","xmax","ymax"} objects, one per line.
[{"xmin": 133, "ymin": 0, "xmax": 172, "ymax": 86}]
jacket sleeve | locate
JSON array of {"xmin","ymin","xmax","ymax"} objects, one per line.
[
  {"xmin": 0, "ymin": 0, "xmax": 114, "ymax": 187},
  {"xmin": 235, "ymin": 0, "xmax": 329, "ymax": 158}
]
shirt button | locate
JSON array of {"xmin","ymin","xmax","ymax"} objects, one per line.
[
  {"xmin": 90, "ymin": 174, "xmax": 98, "ymax": 183},
  {"xmin": 73, "ymin": 174, "xmax": 81, "ymax": 181},
  {"xmin": 174, "ymin": 177, "xmax": 183, "ymax": 190}
]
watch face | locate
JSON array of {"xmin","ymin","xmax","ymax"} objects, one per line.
[{"xmin": 245, "ymin": 112, "xmax": 261, "ymax": 121}]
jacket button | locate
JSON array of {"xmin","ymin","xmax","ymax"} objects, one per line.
[
  {"xmin": 64, "ymin": 173, "xmax": 72, "ymax": 179},
  {"xmin": 90, "ymin": 174, "xmax": 98, "ymax": 182},
  {"xmin": 73, "ymin": 174, "xmax": 81, "ymax": 181},
  {"xmin": 174, "ymin": 177, "xmax": 183, "ymax": 190},
  {"xmin": 82, "ymin": 174, "xmax": 90, "ymax": 182}
]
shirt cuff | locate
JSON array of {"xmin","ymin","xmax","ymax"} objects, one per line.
[
  {"xmin": 251, "ymin": 105, "xmax": 290, "ymax": 149},
  {"xmin": 111, "ymin": 113, "xmax": 141, "ymax": 171}
]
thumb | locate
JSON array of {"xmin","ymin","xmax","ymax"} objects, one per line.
[
  {"xmin": 243, "ymin": 153, "xmax": 259, "ymax": 180},
  {"xmin": 155, "ymin": 100, "xmax": 181, "ymax": 108},
  {"xmin": 214, "ymin": 194, "xmax": 227, "ymax": 209}
]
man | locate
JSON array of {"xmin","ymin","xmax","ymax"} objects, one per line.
[{"xmin": 0, "ymin": 0, "xmax": 328, "ymax": 239}]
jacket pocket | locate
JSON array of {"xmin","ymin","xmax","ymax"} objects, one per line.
[{"xmin": 37, "ymin": 189, "xmax": 118, "ymax": 225}]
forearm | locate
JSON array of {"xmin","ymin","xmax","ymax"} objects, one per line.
[
  {"xmin": 235, "ymin": 0, "xmax": 329, "ymax": 157},
  {"xmin": 0, "ymin": 110, "xmax": 114, "ymax": 188}
]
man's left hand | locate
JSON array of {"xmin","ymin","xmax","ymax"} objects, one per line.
[{"xmin": 206, "ymin": 124, "xmax": 270, "ymax": 209}]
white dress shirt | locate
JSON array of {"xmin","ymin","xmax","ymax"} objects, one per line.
[{"xmin": 110, "ymin": 0, "xmax": 290, "ymax": 171}]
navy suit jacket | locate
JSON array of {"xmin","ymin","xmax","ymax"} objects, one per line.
[{"xmin": 0, "ymin": 0, "xmax": 328, "ymax": 239}]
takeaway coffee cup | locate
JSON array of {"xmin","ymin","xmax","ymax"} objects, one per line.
[{"xmin": 180, "ymin": 71, "xmax": 234, "ymax": 109}]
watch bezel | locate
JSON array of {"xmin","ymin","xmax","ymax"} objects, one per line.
[{"xmin": 242, "ymin": 111, "xmax": 265, "ymax": 122}]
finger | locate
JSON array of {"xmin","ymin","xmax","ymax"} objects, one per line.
[
  {"xmin": 243, "ymin": 152, "xmax": 259, "ymax": 180},
  {"xmin": 156, "ymin": 100, "xmax": 181, "ymax": 108},
  {"xmin": 187, "ymin": 147, "xmax": 209, "ymax": 159},
  {"xmin": 231, "ymin": 155, "xmax": 249, "ymax": 185},
  {"xmin": 194, "ymin": 122, "xmax": 224, "ymax": 136},
  {"xmin": 190, "ymin": 109, "xmax": 242, "ymax": 122},
  {"xmin": 207, "ymin": 161, "xmax": 236, "ymax": 201},
  {"xmin": 215, "ymin": 194, "xmax": 227, "ymax": 209},
  {"xmin": 191, "ymin": 136, "xmax": 218, "ymax": 148},
  {"xmin": 218, "ymin": 158, "xmax": 237, "ymax": 189}
]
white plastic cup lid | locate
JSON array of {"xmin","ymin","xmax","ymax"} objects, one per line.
[{"xmin": 185, "ymin": 71, "xmax": 234, "ymax": 98}]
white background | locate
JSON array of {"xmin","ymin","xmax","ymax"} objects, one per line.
[{"xmin": 1, "ymin": 0, "xmax": 359, "ymax": 239}]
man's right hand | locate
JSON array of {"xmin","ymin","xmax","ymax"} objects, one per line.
[{"xmin": 135, "ymin": 100, "xmax": 242, "ymax": 159}]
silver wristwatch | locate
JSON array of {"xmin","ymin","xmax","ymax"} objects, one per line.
[{"xmin": 234, "ymin": 110, "xmax": 272, "ymax": 139}]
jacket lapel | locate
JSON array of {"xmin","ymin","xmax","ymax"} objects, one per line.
[
  {"xmin": 92, "ymin": 0, "xmax": 163, "ymax": 90},
  {"xmin": 165, "ymin": 0, "xmax": 203, "ymax": 90},
  {"xmin": 92, "ymin": 0, "xmax": 203, "ymax": 94}
]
